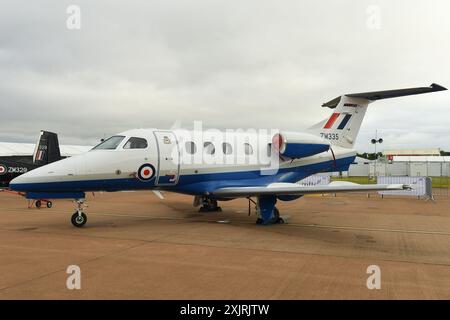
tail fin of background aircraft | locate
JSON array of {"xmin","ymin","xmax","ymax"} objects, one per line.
[
  {"xmin": 308, "ymin": 83, "xmax": 447, "ymax": 149},
  {"xmin": 32, "ymin": 131, "xmax": 62, "ymax": 165}
]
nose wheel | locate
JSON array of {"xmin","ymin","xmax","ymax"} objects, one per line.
[
  {"xmin": 71, "ymin": 212, "xmax": 87, "ymax": 227},
  {"xmin": 71, "ymin": 200, "xmax": 87, "ymax": 228}
]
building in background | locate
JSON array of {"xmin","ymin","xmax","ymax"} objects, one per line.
[
  {"xmin": 0, "ymin": 142, "xmax": 91, "ymax": 160},
  {"xmin": 383, "ymin": 148, "xmax": 441, "ymax": 161},
  {"xmin": 344, "ymin": 149, "xmax": 450, "ymax": 177}
]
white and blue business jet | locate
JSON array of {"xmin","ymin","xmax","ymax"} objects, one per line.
[{"xmin": 10, "ymin": 84, "xmax": 446, "ymax": 227}]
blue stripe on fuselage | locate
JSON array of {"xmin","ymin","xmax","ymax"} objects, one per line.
[{"xmin": 10, "ymin": 156, "xmax": 355, "ymax": 196}]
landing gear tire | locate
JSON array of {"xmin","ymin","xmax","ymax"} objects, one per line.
[
  {"xmin": 256, "ymin": 218, "xmax": 264, "ymax": 225},
  {"xmin": 71, "ymin": 212, "xmax": 87, "ymax": 228},
  {"xmin": 256, "ymin": 207, "xmax": 284, "ymax": 225},
  {"xmin": 273, "ymin": 207, "xmax": 284, "ymax": 224},
  {"xmin": 35, "ymin": 200, "xmax": 42, "ymax": 208},
  {"xmin": 198, "ymin": 197, "xmax": 222, "ymax": 212},
  {"xmin": 199, "ymin": 206, "xmax": 222, "ymax": 212},
  {"xmin": 273, "ymin": 207, "xmax": 280, "ymax": 220},
  {"xmin": 46, "ymin": 201, "xmax": 53, "ymax": 208}
]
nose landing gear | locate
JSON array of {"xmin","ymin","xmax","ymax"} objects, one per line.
[{"xmin": 71, "ymin": 200, "xmax": 87, "ymax": 228}]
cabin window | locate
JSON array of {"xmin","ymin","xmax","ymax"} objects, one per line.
[
  {"xmin": 92, "ymin": 136, "xmax": 125, "ymax": 150},
  {"xmin": 185, "ymin": 141, "xmax": 197, "ymax": 154},
  {"xmin": 222, "ymin": 142, "xmax": 233, "ymax": 155},
  {"xmin": 204, "ymin": 142, "xmax": 215, "ymax": 155},
  {"xmin": 244, "ymin": 143, "xmax": 253, "ymax": 155},
  {"xmin": 123, "ymin": 137, "xmax": 148, "ymax": 149}
]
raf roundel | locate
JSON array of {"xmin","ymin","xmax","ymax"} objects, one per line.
[
  {"xmin": 137, "ymin": 164, "xmax": 155, "ymax": 181},
  {"xmin": 0, "ymin": 165, "xmax": 6, "ymax": 175}
]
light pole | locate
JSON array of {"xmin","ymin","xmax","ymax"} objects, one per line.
[
  {"xmin": 371, "ymin": 130, "xmax": 383, "ymax": 159},
  {"xmin": 371, "ymin": 130, "xmax": 383, "ymax": 177}
]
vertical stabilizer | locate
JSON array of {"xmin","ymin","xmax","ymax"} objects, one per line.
[
  {"xmin": 308, "ymin": 83, "xmax": 447, "ymax": 149},
  {"xmin": 308, "ymin": 96, "xmax": 369, "ymax": 148},
  {"xmin": 33, "ymin": 131, "xmax": 62, "ymax": 165}
]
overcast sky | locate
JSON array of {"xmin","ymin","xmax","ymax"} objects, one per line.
[{"xmin": 0, "ymin": 0, "xmax": 449, "ymax": 152}]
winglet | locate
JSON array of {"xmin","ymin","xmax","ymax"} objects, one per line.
[{"xmin": 430, "ymin": 83, "xmax": 447, "ymax": 91}]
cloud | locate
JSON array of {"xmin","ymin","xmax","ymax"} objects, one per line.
[{"xmin": 0, "ymin": 0, "xmax": 449, "ymax": 151}]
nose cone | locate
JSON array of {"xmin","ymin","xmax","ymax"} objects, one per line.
[
  {"xmin": 9, "ymin": 164, "xmax": 54, "ymax": 192},
  {"xmin": 9, "ymin": 168, "xmax": 47, "ymax": 192}
]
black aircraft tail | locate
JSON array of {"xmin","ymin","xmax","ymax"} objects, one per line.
[{"xmin": 32, "ymin": 131, "xmax": 62, "ymax": 166}]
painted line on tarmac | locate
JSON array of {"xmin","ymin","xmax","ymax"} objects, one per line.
[
  {"xmin": 285, "ymin": 223, "xmax": 450, "ymax": 236},
  {"xmin": 58, "ymin": 211, "xmax": 450, "ymax": 236},
  {"xmin": 92, "ymin": 212, "xmax": 450, "ymax": 236},
  {"xmin": 3, "ymin": 207, "xmax": 450, "ymax": 236}
]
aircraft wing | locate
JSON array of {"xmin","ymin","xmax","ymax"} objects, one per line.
[{"xmin": 212, "ymin": 181, "xmax": 410, "ymax": 198}]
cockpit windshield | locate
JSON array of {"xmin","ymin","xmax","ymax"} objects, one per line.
[
  {"xmin": 91, "ymin": 136, "xmax": 125, "ymax": 150},
  {"xmin": 123, "ymin": 137, "xmax": 148, "ymax": 149}
]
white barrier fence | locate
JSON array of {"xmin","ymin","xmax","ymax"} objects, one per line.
[
  {"xmin": 348, "ymin": 162, "xmax": 450, "ymax": 177},
  {"xmin": 297, "ymin": 175, "xmax": 435, "ymax": 199},
  {"xmin": 377, "ymin": 176, "xmax": 432, "ymax": 198}
]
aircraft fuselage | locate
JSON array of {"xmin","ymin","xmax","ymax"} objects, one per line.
[{"xmin": 9, "ymin": 128, "xmax": 356, "ymax": 197}]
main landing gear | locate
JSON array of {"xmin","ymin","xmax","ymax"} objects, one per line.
[
  {"xmin": 255, "ymin": 196, "xmax": 285, "ymax": 225},
  {"xmin": 255, "ymin": 206, "xmax": 284, "ymax": 225},
  {"xmin": 196, "ymin": 196, "xmax": 222, "ymax": 212},
  {"xmin": 193, "ymin": 195, "xmax": 285, "ymax": 225},
  {"xmin": 71, "ymin": 199, "xmax": 87, "ymax": 228}
]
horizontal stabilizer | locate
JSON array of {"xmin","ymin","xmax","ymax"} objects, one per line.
[{"xmin": 322, "ymin": 83, "xmax": 447, "ymax": 109}]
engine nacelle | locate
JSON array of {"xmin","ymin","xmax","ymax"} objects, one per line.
[{"xmin": 272, "ymin": 132, "xmax": 330, "ymax": 158}]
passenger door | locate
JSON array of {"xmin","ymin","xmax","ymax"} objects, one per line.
[{"xmin": 153, "ymin": 131, "xmax": 180, "ymax": 186}]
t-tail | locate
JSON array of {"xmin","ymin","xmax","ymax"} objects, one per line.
[
  {"xmin": 32, "ymin": 131, "xmax": 62, "ymax": 166},
  {"xmin": 308, "ymin": 83, "xmax": 447, "ymax": 149}
]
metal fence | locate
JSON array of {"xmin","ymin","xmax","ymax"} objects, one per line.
[
  {"xmin": 348, "ymin": 161, "xmax": 450, "ymax": 178},
  {"xmin": 329, "ymin": 161, "xmax": 450, "ymax": 198}
]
